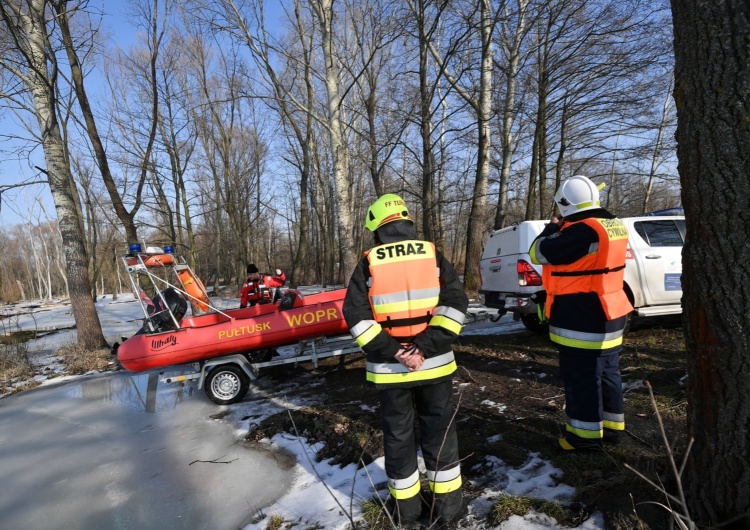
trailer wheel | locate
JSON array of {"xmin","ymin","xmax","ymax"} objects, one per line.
[{"xmin": 205, "ymin": 364, "xmax": 249, "ymax": 405}]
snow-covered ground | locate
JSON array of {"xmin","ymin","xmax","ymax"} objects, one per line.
[{"xmin": 0, "ymin": 295, "xmax": 605, "ymax": 529}]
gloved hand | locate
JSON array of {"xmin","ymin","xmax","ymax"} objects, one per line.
[
  {"xmin": 530, "ymin": 290, "xmax": 548, "ymax": 323},
  {"xmin": 275, "ymin": 269, "xmax": 282, "ymax": 276}
]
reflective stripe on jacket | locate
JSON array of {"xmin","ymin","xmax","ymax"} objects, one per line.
[
  {"xmin": 549, "ymin": 325, "xmax": 625, "ymax": 350},
  {"xmin": 350, "ymin": 239, "xmax": 459, "ymax": 385},
  {"xmin": 365, "ymin": 240, "xmax": 441, "ymax": 340},
  {"xmin": 365, "ymin": 351, "xmax": 457, "ymax": 385},
  {"xmin": 531, "ymin": 218, "xmax": 633, "ymax": 320}
]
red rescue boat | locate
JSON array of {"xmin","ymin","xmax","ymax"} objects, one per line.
[{"xmin": 117, "ymin": 289, "xmax": 350, "ymax": 372}]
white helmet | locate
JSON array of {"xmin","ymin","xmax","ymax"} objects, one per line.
[{"xmin": 554, "ymin": 175, "xmax": 602, "ymax": 217}]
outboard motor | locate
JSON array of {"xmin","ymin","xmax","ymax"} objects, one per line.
[{"xmin": 150, "ymin": 287, "xmax": 188, "ymax": 330}]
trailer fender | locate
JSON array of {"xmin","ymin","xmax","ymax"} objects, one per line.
[{"xmin": 199, "ymin": 354, "xmax": 257, "ymax": 389}]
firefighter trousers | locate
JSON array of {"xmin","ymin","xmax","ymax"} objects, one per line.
[
  {"xmin": 558, "ymin": 347, "xmax": 625, "ymax": 446},
  {"xmin": 377, "ymin": 379, "xmax": 463, "ymax": 524}
]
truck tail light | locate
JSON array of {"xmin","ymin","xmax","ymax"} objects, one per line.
[{"xmin": 517, "ymin": 259, "xmax": 542, "ymax": 286}]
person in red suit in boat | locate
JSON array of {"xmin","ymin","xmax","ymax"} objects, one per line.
[{"xmin": 239, "ymin": 263, "xmax": 286, "ymax": 308}]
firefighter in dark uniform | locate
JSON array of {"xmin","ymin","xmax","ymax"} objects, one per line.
[
  {"xmin": 529, "ymin": 175, "xmax": 633, "ymax": 451},
  {"xmin": 343, "ymin": 194, "xmax": 468, "ymax": 528}
]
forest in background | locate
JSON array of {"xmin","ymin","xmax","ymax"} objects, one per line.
[{"xmin": 0, "ymin": 0, "xmax": 680, "ymax": 304}]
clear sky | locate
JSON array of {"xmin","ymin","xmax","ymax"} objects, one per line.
[
  {"xmin": 0, "ymin": 1, "xmax": 138, "ymax": 229},
  {"xmin": 0, "ymin": 1, "xmax": 284, "ymax": 230}
]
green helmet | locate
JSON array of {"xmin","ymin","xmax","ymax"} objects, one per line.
[{"xmin": 365, "ymin": 193, "xmax": 412, "ymax": 232}]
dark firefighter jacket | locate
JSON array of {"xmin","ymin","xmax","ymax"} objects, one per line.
[
  {"xmin": 529, "ymin": 209, "xmax": 633, "ymax": 353},
  {"xmin": 343, "ymin": 221, "xmax": 468, "ymax": 388}
]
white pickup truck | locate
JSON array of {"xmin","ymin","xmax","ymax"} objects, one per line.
[{"xmin": 478, "ymin": 215, "xmax": 685, "ymax": 333}]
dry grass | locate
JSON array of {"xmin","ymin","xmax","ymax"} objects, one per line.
[
  {"xmin": 264, "ymin": 514, "xmax": 286, "ymax": 530},
  {"xmin": 1, "ymin": 340, "xmax": 36, "ymax": 394},
  {"xmin": 57, "ymin": 343, "xmax": 115, "ymax": 374},
  {"xmin": 490, "ymin": 494, "xmax": 589, "ymax": 527}
]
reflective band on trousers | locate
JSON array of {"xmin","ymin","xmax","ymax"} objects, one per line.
[
  {"xmin": 549, "ymin": 326, "xmax": 624, "ymax": 349},
  {"xmin": 429, "ymin": 306, "xmax": 466, "ymax": 336},
  {"xmin": 603, "ymin": 411, "xmax": 625, "ymax": 431},
  {"xmin": 388, "ymin": 469, "xmax": 421, "ymax": 500},
  {"xmin": 366, "ymin": 352, "xmax": 456, "ymax": 384},
  {"xmin": 427, "ymin": 464, "xmax": 462, "ymax": 494},
  {"xmin": 350, "ymin": 319, "xmax": 383, "ymax": 348},
  {"xmin": 370, "ymin": 288, "xmax": 441, "ymax": 315},
  {"xmin": 566, "ymin": 416, "xmax": 602, "ymax": 439}
]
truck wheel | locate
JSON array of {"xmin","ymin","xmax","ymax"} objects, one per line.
[
  {"xmin": 521, "ymin": 313, "xmax": 549, "ymax": 334},
  {"xmin": 205, "ymin": 364, "xmax": 249, "ymax": 405}
]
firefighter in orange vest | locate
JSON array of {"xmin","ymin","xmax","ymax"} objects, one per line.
[
  {"xmin": 343, "ymin": 194, "xmax": 468, "ymax": 529},
  {"xmin": 529, "ymin": 175, "xmax": 633, "ymax": 451}
]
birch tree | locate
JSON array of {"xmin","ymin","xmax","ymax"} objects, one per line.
[
  {"xmin": 308, "ymin": 0, "xmax": 357, "ymax": 283},
  {"xmin": 0, "ymin": 0, "xmax": 107, "ymax": 349},
  {"xmin": 493, "ymin": 0, "xmax": 533, "ymax": 229}
]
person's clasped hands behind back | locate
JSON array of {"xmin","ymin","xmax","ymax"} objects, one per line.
[{"xmin": 394, "ymin": 343, "xmax": 424, "ymax": 371}]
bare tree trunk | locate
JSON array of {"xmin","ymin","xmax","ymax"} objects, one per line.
[
  {"xmin": 310, "ymin": 0, "xmax": 357, "ymax": 284},
  {"xmin": 416, "ymin": 0, "xmax": 436, "ymax": 243},
  {"xmin": 53, "ymin": 0, "xmax": 142, "ymax": 244},
  {"xmin": 0, "ymin": 0, "xmax": 107, "ymax": 349},
  {"xmin": 643, "ymin": 73, "xmax": 674, "ymax": 213},
  {"xmin": 551, "ymin": 100, "xmax": 567, "ymax": 218},
  {"xmin": 526, "ymin": 124, "xmax": 540, "ymax": 219},
  {"xmin": 461, "ymin": 0, "xmax": 493, "ymax": 291},
  {"xmin": 421, "ymin": 0, "xmax": 494, "ymax": 290},
  {"xmin": 16, "ymin": 280, "xmax": 26, "ymax": 301},
  {"xmin": 494, "ymin": 0, "xmax": 530, "ymax": 230},
  {"xmin": 671, "ymin": 0, "xmax": 750, "ymax": 525},
  {"xmin": 536, "ymin": 81, "xmax": 548, "ymax": 219},
  {"xmin": 24, "ymin": 222, "xmax": 46, "ymax": 299}
]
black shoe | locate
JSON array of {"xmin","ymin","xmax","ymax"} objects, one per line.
[
  {"xmin": 383, "ymin": 497, "xmax": 421, "ymax": 528},
  {"xmin": 603, "ymin": 429, "xmax": 622, "ymax": 444},
  {"xmin": 435, "ymin": 498, "xmax": 469, "ymax": 529}
]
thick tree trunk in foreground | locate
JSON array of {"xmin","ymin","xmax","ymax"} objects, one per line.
[{"xmin": 671, "ymin": 1, "xmax": 750, "ymax": 526}]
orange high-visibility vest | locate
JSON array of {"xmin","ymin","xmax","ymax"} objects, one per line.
[
  {"xmin": 365, "ymin": 240, "xmax": 441, "ymax": 340},
  {"xmin": 542, "ymin": 218, "xmax": 633, "ymax": 320}
]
